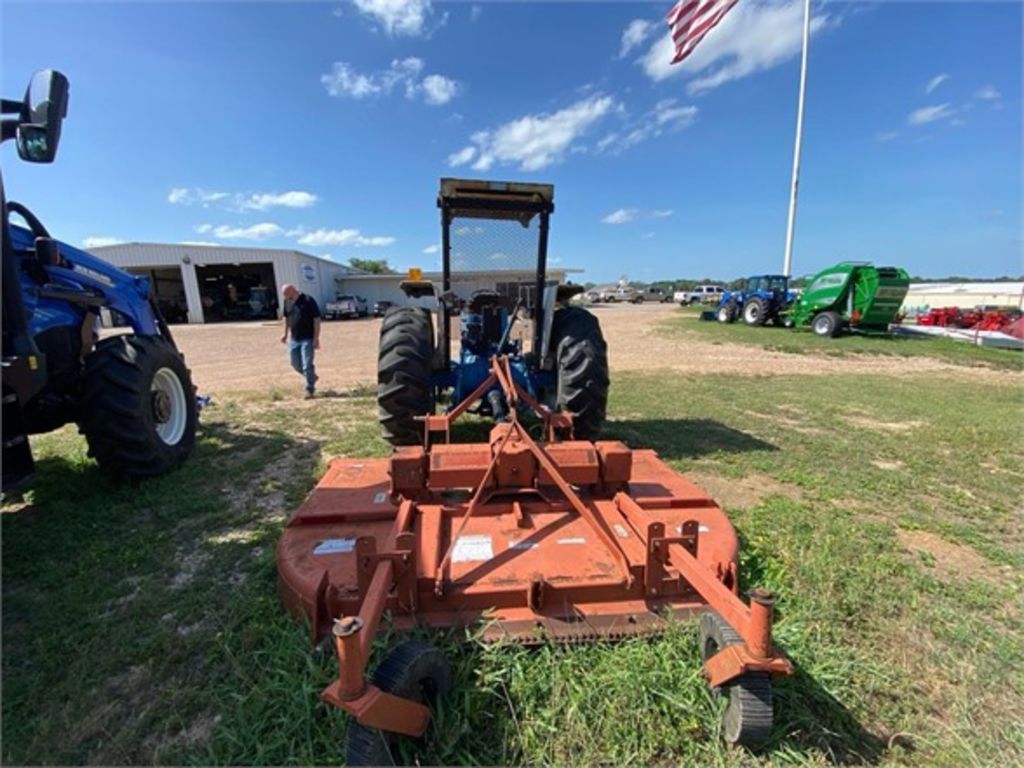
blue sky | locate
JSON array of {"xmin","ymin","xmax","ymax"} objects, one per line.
[{"xmin": 1, "ymin": 0, "xmax": 1020, "ymax": 283}]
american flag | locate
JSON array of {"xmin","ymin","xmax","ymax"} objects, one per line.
[{"xmin": 667, "ymin": 0, "xmax": 740, "ymax": 65}]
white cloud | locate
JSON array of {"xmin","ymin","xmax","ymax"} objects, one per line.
[
  {"xmin": 602, "ymin": 208, "xmax": 639, "ymax": 225},
  {"xmin": 297, "ymin": 228, "xmax": 396, "ymax": 247},
  {"xmin": 925, "ymin": 73, "xmax": 950, "ymax": 94},
  {"xmin": 170, "ymin": 188, "xmax": 318, "ymax": 212},
  {"xmin": 596, "ymin": 99, "xmax": 698, "ymax": 154},
  {"xmin": 194, "ymin": 223, "xmax": 213, "ymax": 234},
  {"xmin": 651, "ymin": 209, "xmax": 674, "ymax": 218},
  {"xmin": 907, "ymin": 103, "xmax": 955, "ymax": 126},
  {"xmin": 423, "ymin": 244, "xmax": 440, "ymax": 254},
  {"xmin": 619, "ymin": 19, "xmax": 654, "ymax": 59},
  {"xmin": 975, "ymin": 84, "xmax": 1001, "ymax": 101},
  {"xmin": 448, "ymin": 146, "xmax": 477, "ymax": 166},
  {"xmin": 470, "ymin": 4, "xmax": 482, "ymax": 22},
  {"xmin": 321, "ymin": 58, "xmax": 457, "ymax": 106},
  {"xmin": 213, "ymin": 223, "xmax": 283, "ymax": 241},
  {"xmin": 640, "ymin": 0, "xmax": 831, "ymax": 95},
  {"xmin": 642, "ymin": 232, "xmax": 655, "ymax": 239},
  {"xmin": 452, "ymin": 94, "xmax": 616, "ymax": 172},
  {"xmin": 82, "ymin": 236, "xmax": 123, "ymax": 248},
  {"xmin": 243, "ymin": 191, "xmax": 318, "ymax": 210},
  {"xmin": 421, "ymin": 74, "xmax": 458, "ymax": 105},
  {"xmin": 352, "ymin": 0, "xmax": 432, "ymax": 36},
  {"xmin": 875, "ymin": 130, "xmax": 899, "ymax": 142}
]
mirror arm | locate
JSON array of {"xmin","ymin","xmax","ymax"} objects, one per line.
[
  {"xmin": 1, "ymin": 99, "xmax": 24, "ymax": 115},
  {"xmin": 1, "ymin": 121, "xmax": 17, "ymax": 143}
]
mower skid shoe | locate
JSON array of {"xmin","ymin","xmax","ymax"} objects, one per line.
[{"xmin": 321, "ymin": 682, "xmax": 430, "ymax": 738}]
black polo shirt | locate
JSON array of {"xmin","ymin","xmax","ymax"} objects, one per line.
[{"xmin": 284, "ymin": 294, "xmax": 321, "ymax": 341}]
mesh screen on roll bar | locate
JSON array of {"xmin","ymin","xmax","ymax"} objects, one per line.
[{"xmin": 448, "ymin": 215, "xmax": 541, "ymax": 309}]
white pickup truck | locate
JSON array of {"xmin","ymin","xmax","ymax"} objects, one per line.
[
  {"xmin": 325, "ymin": 294, "xmax": 368, "ymax": 319},
  {"xmin": 674, "ymin": 285, "xmax": 725, "ymax": 306}
]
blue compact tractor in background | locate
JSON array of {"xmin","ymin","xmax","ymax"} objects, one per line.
[
  {"xmin": 716, "ymin": 274, "xmax": 796, "ymax": 326},
  {"xmin": 376, "ymin": 178, "xmax": 609, "ymax": 443},
  {"xmin": 2, "ymin": 70, "xmax": 197, "ymax": 490}
]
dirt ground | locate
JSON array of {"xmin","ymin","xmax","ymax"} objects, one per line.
[{"xmin": 157, "ymin": 303, "xmax": 1007, "ymax": 395}]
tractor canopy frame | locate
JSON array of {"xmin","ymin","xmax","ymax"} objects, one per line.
[{"xmin": 436, "ymin": 178, "xmax": 555, "ymax": 369}]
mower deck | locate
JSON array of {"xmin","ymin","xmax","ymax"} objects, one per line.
[{"xmin": 278, "ymin": 448, "xmax": 740, "ymax": 644}]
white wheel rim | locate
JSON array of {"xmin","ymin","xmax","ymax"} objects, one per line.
[
  {"xmin": 814, "ymin": 317, "xmax": 829, "ymax": 334},
  {"xmin": 746, "ymin": 304, "xmax": 759, "ymax": 321},
  {"xmin": 151, "ymin": 367, "xmax": 188, "ymax": 446}
]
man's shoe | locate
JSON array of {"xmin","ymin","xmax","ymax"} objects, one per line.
[{"xmin": 305, "ymin": 391, "xmax": 315, "ymax": 399}]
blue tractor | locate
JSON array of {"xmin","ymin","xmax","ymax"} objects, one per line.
[
  {"xmin": 2, "ymin": 70, "xmax": 197, "ymax": 490},
  {"xmin": 716, "ymin": 274, "xmax": 796, "ymax": 327},
  {"xmin": 377, "ymin": 178, "xmax": 608, "ymax": 444}
]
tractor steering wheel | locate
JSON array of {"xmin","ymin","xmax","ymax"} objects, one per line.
[{"xmin": 5, "ymin": 200, "xmax": 51, "ymax": 240}]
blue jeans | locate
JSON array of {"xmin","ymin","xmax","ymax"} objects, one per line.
[{"xmin": 289, "ymin": 339, "xmax": 317, "ymax": 393}]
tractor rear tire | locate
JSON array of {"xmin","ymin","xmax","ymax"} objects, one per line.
[
  {"xmin": 743, "ymin": 298, "xmax": 768, "ymax": 326},
  {"xmin": 699, "ymin": 611, "xmax": 774, "ymax": 747},
  {"xmin": 551, "ymin": 307, "xmax": 609, "ymax": 441},
  {"xmin": 812, "ymin": 311, "xmax": 842, "ymax": 338},
  {"xmin": 378, "ymin": 307, "xmax": 434, "ymax": 445},
  {"xmin": 78, "ymin": 334, "xmax": 197, "ymax": 478},
  {"xmin": 345, "ymin": 641, "xmax": 452, "ymax": 766}
]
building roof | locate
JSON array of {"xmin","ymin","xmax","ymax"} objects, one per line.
[
  {"xmin": 88, "ymin": 241, "xmax": 368, "ymax": 274},
  {"xmin": 338, "ymin": 267, "xmax": 582, "ymax": 281},
  {"xmin": 907, "ymin": 281, "xmax": 1024, "ymax": 295}
]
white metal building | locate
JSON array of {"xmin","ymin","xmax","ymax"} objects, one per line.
[
  {"xmin": 902, "ymin": 282, "xmax": 1024, "ymax": 312},
  {"xmin": 89, "ymin": 242, "xmax": 365, "ymax": 324},
  {"xmin": 90, "ymin": 241, "xmax": 581, "ymax": 324}
]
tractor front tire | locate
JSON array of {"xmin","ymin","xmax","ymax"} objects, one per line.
[
  {"xmin": 812, "ymin": 311, "xmax": 842, "ymax": 338},
  {"xmin": 79, "ymin": 334, "xmax": 197, "ymax": 479},
  {"xmin": 551, "ymin": 307, "xmax": 609, "ymax": 440},
  {"xmin": 345, "ymin": 641, "xmax": 452, "ymax": 766},
  {"xmin": 718, "ymin": 302, "xmax": 736, "ymax": 323},
  {"xmin": 699, "ymin": 611, "xmax": 774, "ymax": 747},
  {"xmin": 743, "ymin": 298, "xmax": 768, "ymax": 326},
  {"xmin": 378, "ymin": 307, "xmax": 434, "ymax": 445}
]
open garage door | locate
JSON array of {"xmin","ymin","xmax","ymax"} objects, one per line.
[
  {"xmin": 125, "ymin": 266, "xmax": 189, "ymax": 324},
  {"xmin": 196, "ymin": 263, "xmax": 278, "ymax": 323}
]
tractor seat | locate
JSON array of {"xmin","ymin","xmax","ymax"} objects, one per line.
[{"xmin": 468, "ymin": 290, "xmax": 502, "ymax": 314}]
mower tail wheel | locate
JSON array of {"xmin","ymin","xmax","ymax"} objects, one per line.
[
  {"xmin": 345, "ymin": 641, "xmax": 451, "ymax": 766},
  {"xmin": 378, "ymin": 307, "xmax": 434, "ymax": 445},
  {"xmin": 550, "ymin": 307, "xmax": 609, "ymax": 440},
  {"xmin": 699, "ymin": 611, "xmax": 774, "ymax": 747},
  {"xmin": 812, "ymin": 311, "xmax": 842, "ymax": 338},
  {"xmin": 743, "ymin": 298, "xmax": 767, "ymax": 327},
  {"xmin": 717, "ymin": 302, "xmax": 736, "ymax": 323},
  {"xmin": 78, "ymin": 334, "xmax": 197, "ymax": 478}
]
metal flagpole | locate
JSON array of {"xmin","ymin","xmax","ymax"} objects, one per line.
[{"xmin": 782, "ymin": 0, "xmax": 811, "ymax": 277}]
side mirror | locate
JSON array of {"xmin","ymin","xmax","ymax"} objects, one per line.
[{"xmin": 16, "ymin": 70, "xmax": 69, "ymax": 163}]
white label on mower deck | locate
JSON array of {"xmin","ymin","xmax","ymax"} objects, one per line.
[
  {"xmin": 613, "ymin": 524, "xmax": 630, "ymax": 539},
  {"xmin": 677, "ymin": 524, "xmax": 712, "ymax": 534},
  {"xmin": 313, "ymin": 538, "xmax": 356, "ymax": 555},
  {"xmin": 373, "ymin": 492, "xmax": 388, "ymax": 504},
  {"xmin": 452, "ymin": 535, "xmax": 493, "ymax": 563},
  {"xmin": 556, "ymin": 537, "xmax": 587, "ymax": 545}
]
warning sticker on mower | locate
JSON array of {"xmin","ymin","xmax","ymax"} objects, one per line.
[
  {"xmin": 313, "ymin": 538, "xmax": 356, "ymax": 555},
  {"xmin": 373, "ymin": 492, "xmax": 388, "ymax": 504},
  {"xmin": 556, "ymin": 537, "xmax": 587, "ymax": 545},
  {"xmin": 452, "ymin": 535, "xmax": 493, "ymax": 563},
  {"xmin": 613, "ymin": 524, "xmax": 630, "ymax": 539}
]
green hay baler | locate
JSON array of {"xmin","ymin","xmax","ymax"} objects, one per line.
[{"xmin": 789, "ymin": 262, "xmax": 910, "ymax": 338}]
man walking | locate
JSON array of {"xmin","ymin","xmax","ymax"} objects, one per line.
[{"xmin": 280, "ymin": 283, "xmax": 321, "ymax": 398}]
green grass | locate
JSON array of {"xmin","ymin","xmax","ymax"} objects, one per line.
[
  {"xmin": 661, "ymin": 309, "xmax": 1024, "ymax": 371},
  {"xmin": 3, "ymin": 373, "xmax": 1023, "ymax": 765}
]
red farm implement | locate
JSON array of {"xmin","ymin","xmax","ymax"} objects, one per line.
[{"xmin": 277, "ymin": 355, "xmax": 794, "ymax": 763}]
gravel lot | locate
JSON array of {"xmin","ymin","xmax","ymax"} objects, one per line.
[{"xmin": 160, "ymin": 303, "xmax": 999, "ymax": 396}]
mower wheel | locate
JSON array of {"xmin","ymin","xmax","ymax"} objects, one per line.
[
  {"xmin": 699, "ymin": 611, "xmax": 774, "ymax": 747},
  {"xmin": 378, "ymin": 307, "xmax": 434, "ymax": 445},
  {"xmin": 345, "ymin": 641, "xmax": 452, "ymax": 766},
  {"xmin": 550, "ymin": 306, "xmax": 609, "ymax": 440},
  {"xmin": 812, "ymin": 311, "xmax": 842, "ymax": 338},
  {"xmin": 743, "ymin": 298, "xmax": 768, "ymax": 326},
  {"xmin": 717, "ymin": 302, "xmax": 736, "ymax": 323},
  {"xmin": 79, "ymin": 334, "xmax": 197, "ymax": 478}
]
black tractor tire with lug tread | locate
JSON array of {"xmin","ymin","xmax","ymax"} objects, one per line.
[
  {"xmin": 699, "ymin": 611, "xmax": 774, "ymax": 747},
  {"xmin": 812, "ymin": 310, "xmax": 842, "ymax": 338},
  {"xmin": 78, "ymin": 334, "xmax": 197, "ymax": 478},
  {"xmin": 345, "ymin": 641, "xmax": 452, "ymax": 766},
  {"xmin": 743, "ymin": 298, "xmax": 768, "ymax": 326},
  {"xmin": 378, "ymin": 307, "xmax": 434, "ymax": 445},
  {"xmin": 550, "ymin": 307, "xmax": 609, "ymax": 441},
  {"xmin": 718, "ymin": 302, "xmax": 736, "ymax": 323}
]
